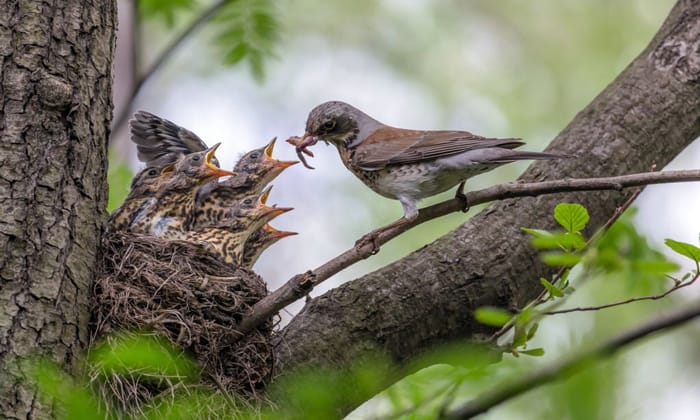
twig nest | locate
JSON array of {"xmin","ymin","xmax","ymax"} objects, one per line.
[{"xmin": 90, "ymin": 232, "xmax": 274, "ymax": 412}]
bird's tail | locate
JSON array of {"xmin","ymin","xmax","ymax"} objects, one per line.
[{"xmin": 490, "ymin": 150, "xmax": 575, "ymax": 163}]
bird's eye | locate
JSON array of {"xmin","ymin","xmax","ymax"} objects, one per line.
[
  {"xmin": 250, "ymin": 153, "xmax": 259, "ymax": 159},
  {"xmin": 192, "ymin": 155, "xmax": 200, "ymax": 161},
  {"xmin": 243, "ymin": 198, "xmax": 253, "ymax": 205},
  {"xmin": 148, "ymin": 169, "xmax": 158, "ymax": 176},
  {"xmin": 322, "ymin": 120, "xmax": 336, "ymax": 131}
]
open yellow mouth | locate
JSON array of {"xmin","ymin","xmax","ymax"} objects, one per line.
[
  {"xmin": 205, "ymin": 143, "xmax": 237, "ymax": 177},
  {"xmin": 264, "ymin": 137, "xmax": 299, "ymax": 168},
  {"xmin": 264, "ymin": 137, "xmax": 276, "ymax": 160},
  {"xmin": 263, "ymin": 224, "xmax": 298, "ymax": 238}
]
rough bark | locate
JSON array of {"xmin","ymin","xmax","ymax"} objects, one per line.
[
  {"xmin": 274, "ymin": 0, "xmax": 700, "ymax": 394},
  {"xmin": 0, "ymin": 0, "xmax": 115, "ymax": 418}
]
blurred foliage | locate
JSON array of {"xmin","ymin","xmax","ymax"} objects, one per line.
[
  {"xmin": 136, "ymin": 0, "xmax": 279, "ymax": 80},
  {"xmin": 139, "ymin": 0, "xmax": 196, "ymax": 27},
  {"xmin": 214, "ymin": 0, "xmax": 279, "ymax": 80},
  {"xmin": 107, "ymin": 154, "xmax": 133, "ymax": 212}
]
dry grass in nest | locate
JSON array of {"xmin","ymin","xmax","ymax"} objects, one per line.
[{"xmin": 89, "ymin": 232, "xmax": 275, "ymax": 415}]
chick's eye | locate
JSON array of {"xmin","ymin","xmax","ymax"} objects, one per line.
[
  {"xmin": 148, "ymin": 169, "xmax": 158, "ymax": 176},
  {"xmin": 243, "ymin": 199, "xmax": 253, "ymax": 205},
  {"xmin": 192, "ymin": 155, "xmax": 200, "ymax": 161},
  {"xmin": 250, "ymin": 153, "xmax": 259, "ymax": 159},
  {"xmin": 322, "ymin": 120, "xmax": 336, "ymax": 131}
]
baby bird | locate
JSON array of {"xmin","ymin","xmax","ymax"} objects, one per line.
[
  {"xmin": 128, "ymin": 143, "xmax": 236, "ymax": 237},
  {"xmin": 195, "ymin": 137, "xmax": 297, "ymax": 227},
  {"xmin": 108, "ymin": 166, "xmax": 167, "ymax": 232},
  {"xmin": 178, "ymin": 187, "xmax": 293, "ymax": 265},
  {"xmin": 239, "ymin": 224, "xmax": 298, "ymax": 269},
  {"xmin": 130, "ymin": 110, "xmax": 219, "ymax": 168}
]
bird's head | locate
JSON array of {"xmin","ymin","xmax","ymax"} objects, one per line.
[
  {"xmin": 230, "ymin": 186, "xmax": 293, "ymax": 232},
  {"xmin": 304, "ymin": 101, "xmax": 366, "ymax": 148},
  {"xmin": 288, "ymin": 101, "xmax": 383, "ymax": 169},
  {"xmin": 233, "ymin": 137, "xmax": 298, "ymax": 188},
  {"xmin": 164, "ymin": 143, "xmax": 237, "ymax": 189}
]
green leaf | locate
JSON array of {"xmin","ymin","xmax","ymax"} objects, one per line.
[
  {"xmin": 138, "ymin": 0, "xmax": 196, "ymax": 27},
  {"xmin": 521, "ymin": 227, "xmax": 552, "ymax": 238},
  {"xmin": 215, "ymin": 0, "xmax": 279, "ymax": 79},
  {"xmin": 540, "ymin": 277, "xmax": 564, "ymax": 297},
  {"xmin": 541, "ymin": 252, "xmax": 581, "ymax": 267},
  {"xmin": 521, "ymin": 348, "xmax": 545, "ymax": 357},
  {"xmin": 554, "ymin": 203, "xmax": 589, "ymax": 233},
  {"xmin": 665, "ymin": 239, "xmax": 700, "ymax": 262},
  {"xmin": 474, "ymin": 307, "xmax": 512, "ymax": 327},
  {"xmin": 532, "ymin": 232, "xmax": 587, "ymax": 251},
  {"xmin": 527, "ymin": 323, "xmax": 539, "ymax": 340},
  {"xmin": 29, "ymin": 359, "xmax": 104, "ymax": 419},
  {"xmin": 89, "ymin": 334, "xmax": 198, "ymax": 381},
  {"xmin": 632, "ymin": 259, "xmax": 679, "ymax": 274}
]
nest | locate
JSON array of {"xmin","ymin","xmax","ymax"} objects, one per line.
[{"xmin": 89, "ymin": 232, "xmax": 275, "ymax": 414}]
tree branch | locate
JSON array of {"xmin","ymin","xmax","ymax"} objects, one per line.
[
  {"xmin": 112, "ymin": 0, "xmax": 228, "ymax": 133},
  {"xmin": 238, "ymin": 170, "xmax": 700, "ymax": 335},
  {"xmin": 443, "ymin": 300, "xmax": 700, "ymax": 418},
  {"xmin": 544, "ymin": 270, "xmax": 700, "ymax": 315}
]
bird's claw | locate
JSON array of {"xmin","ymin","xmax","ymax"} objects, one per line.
[{"xmin": 355, "ymin": 232, "xmax": 381, "ymax": 255}]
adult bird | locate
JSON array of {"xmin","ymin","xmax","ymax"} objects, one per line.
[{"xmin": 290, "ymin": 100, "xmax": 569, "ymax": 247}]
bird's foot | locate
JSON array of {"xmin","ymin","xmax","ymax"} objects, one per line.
[
  {"xmin": 455, "ymin": 181, "xmax": 470, "ymax": 213},
  {"xmin": 355, "ymin": 230, "xmax": 382, "ymax": 255}
]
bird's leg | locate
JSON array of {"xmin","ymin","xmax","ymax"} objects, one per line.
[
  {"xmin": 455, "ymin": 181, "xmax": 470, "ymax": 213},
  {"xmin": 355, "ymin": 197, "xmax": 417, "ymax": 254}
]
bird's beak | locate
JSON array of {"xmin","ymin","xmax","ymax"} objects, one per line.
[
  {"xmin": 263, "ymin": 224, "xmax": 298, "ymax": 239},
  {"xmin": 264, "ymin": 137, "xmax": 299, "ymax": 168},
  {"xmin": 205, "ymin": 143, "xmax": 237, "ymax": 177},
  {"xmin": 257, "ymin": 186, "xmax": 293, "ymax": 217}
]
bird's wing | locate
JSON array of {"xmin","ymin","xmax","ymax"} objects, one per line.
[
  {"xmin": 130, "ymin": 111, "xmax": 212, "ymax": 167},
  {"xmin": 352, "ymin": 127, "xmax": 524, "ymax": 170}
]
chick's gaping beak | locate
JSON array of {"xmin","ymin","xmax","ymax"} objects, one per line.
[
  {"xmin": 205, "ymin": 143, "xmax": 237, "ymax": 177},
  {"xmin": 263, "ymin": 224, "xmax": 298, "ymax": 239},
  {"xmin": 264, "ymin": 137, "xmax": 299, "ymax": 169}
]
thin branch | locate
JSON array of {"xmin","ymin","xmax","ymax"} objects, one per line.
[
  {"xmin": 442, "ymin": 300, "xmax": 700, "ymax": 419},
  {"xmin": 112, "ymin": 0, "xmax": 228, "ymax": 133},
  {"xmin": 236, "ymin": 169, "xmax": 700, "ymax": 336},
  {"xmin": 545, "ymin": 271, "xmax": 700, "ymax": 315},
  {"xmin": 487, "ymin": 189, "xmax": 642, "ymax": 342}
]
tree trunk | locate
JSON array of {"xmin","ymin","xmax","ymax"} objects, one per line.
[
  {"xmin": 274, "ymin": 0, "xmax": 700, "ymax": 404},
  {"xmin": 0, "ymin": 0, "xmax": 115, "ymax": 417}
]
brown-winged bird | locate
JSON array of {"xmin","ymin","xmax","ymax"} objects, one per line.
[{"xmin": 291, "ymin": 100, "xmax": 568, "ymax": 244}]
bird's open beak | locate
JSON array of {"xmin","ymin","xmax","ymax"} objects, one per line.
[
  {"xmin": 264, "ymin": 137, "xmax": 299, "ymax": 169},
  {"xmin": 258, "ymin": 186, "xmax": 293, "ymax": 217},
  {"xmin": 263, "ymin": 224, "xmax": 298, "ymax": 238},
  {"xmin": 205, "ymin": 143, "xmax": 237, "ymax": 177}
]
